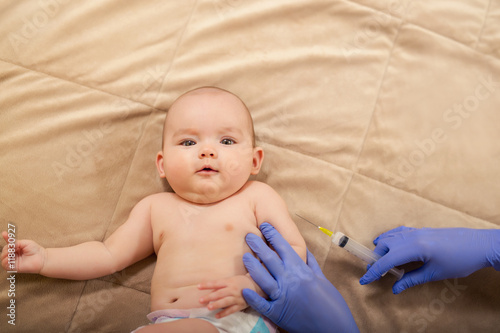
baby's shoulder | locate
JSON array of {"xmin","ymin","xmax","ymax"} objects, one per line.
[
  {"xmin": 141, "ymin": 191, "xmax": 178, "ymax": 207},
  {"xmin": 241, "ymin": 180, "xmax": 278, "ymax": 197},
  {"xmin": 241, "ymin": 181, "xmax": 288, "ymax": 217}
]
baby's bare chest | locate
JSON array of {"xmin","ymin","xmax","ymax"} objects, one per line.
[{"xmin": 151, "ymin": 196, "xmax": 259, "ymax": 253}]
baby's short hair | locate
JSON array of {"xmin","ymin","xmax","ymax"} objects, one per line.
[{"xmin": 162, "ymin": 87, "xmax": 256, "ymax": 148}]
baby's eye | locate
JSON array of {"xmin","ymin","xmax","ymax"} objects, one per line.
[
  {"xmin": 220, "ymin": 138, "xmax": 235, "ymax": 145},
  {"xmin": 181, "ymin": 140, "xmax": 196, "ymax": 146}
]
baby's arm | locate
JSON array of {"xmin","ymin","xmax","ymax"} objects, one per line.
[
  {"xmin": 1, "ymin": 197, "xmax": 154, "ymax": 280},
  {"xmin": 252, "ymin": 182, "xmax": 307, "ymax": 261}
]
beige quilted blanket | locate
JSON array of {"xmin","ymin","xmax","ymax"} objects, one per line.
[{"xmin": 1, "ymin": 1, "xmax": 499, "ymax": 332}]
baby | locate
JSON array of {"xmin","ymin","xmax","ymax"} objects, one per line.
[{"xmin": 1, "ymin": 87, "xmax": 307, "ymax": 333}]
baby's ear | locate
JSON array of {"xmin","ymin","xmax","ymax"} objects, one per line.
[
  {"xmin": 156, "ymin": 151, "xmax": 166, "ymax": 178},
  {"xmin": 250, "ymin": 147, "xmax": 264, "ymax": 175}
]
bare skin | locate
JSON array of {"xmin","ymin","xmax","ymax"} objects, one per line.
[{"xmin": 1, "ymin": 87, "xmax": 307, "ymax": 332}]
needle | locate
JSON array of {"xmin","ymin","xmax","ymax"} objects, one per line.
[
  {"xmin": 295, "ymin": 213, "xmax": 405, "ymax": 280},
  {"xmin": 295, "ymin": 214, "xmax": 334, "ymax": 237}
]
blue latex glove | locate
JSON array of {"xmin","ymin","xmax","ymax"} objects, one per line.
[
  {"xmin": 242, "ymin": 222, "xmax": 359, "ymax": 333},
  {"xmin": 360, "ymin": 226, "xmax": 500, "ymax": 294}
]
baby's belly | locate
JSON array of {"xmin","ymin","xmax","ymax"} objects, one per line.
[
  {"xmin": 150, "ymin": 238, "xmax": 257, "ymax": 311},
  {"xmin": 150, "ymin": 284, "xmax": 212, "ymax": 311}
]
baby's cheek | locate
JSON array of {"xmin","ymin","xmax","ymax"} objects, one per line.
[
  {"xmin": 165, "ymin": 160, "xmax": 190, "ymax": 190},
  {"xmin": 225, "ymin": 159, "xmax": 243, "ymax": 175}
]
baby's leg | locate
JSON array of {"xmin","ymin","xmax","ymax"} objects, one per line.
[{"xmin": 135, "ymin": 318, "xmax": 219, "ymax": 333}]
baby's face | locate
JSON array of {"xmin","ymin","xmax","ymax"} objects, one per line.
[{"xmin": 157, "ymin": 88, "xmax": 263, "ymax": 204}]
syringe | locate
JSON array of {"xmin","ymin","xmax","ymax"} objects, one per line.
[{"xmin": 296, "ymin": 214, "xmax": 404, "ymax": 280}]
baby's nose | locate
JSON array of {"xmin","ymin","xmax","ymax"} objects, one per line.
[{"xmin": 199, "ymin": 146, "xmax": 217, "ymax": 158}]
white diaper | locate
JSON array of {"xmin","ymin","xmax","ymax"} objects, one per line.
[{"xmin": 132, "ymin": 307, "xmax": 276, "ymax": 333}]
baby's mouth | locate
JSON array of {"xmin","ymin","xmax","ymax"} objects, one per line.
[{"xmin": 197, "ymin": 166, "xmax": 218, "ymax": 173}]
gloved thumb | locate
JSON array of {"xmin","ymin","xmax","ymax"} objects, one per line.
[
  {"xmin": 242, "ymin": 288, "xmax": 271, "ymax": 315},
  {"xmin": 306, "ymin": 249, "xmax": 325, "ymax": 278}
]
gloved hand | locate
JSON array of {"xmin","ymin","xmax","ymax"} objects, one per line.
[
  {"xmin": 242, "ymin": 222, "xmax": 359, "ymax": 333},
  {"xmin": 360, "ymin": 226, "xmax": 500, "ymax": 294}
]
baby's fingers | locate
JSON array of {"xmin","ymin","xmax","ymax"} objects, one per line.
[
  {"xmin": 1, "ymin": 233, "xmax": 13, "ymax": 270},
  {"xmin": 206, "ymin": 296, "xmax": 236, "ymax": 311},
  {"xmin": 2, "ymin": 231, "xmax": 9, "ymax": 244},
  {"xmin": 198, "ymin": 280, "xmax": 227, "ymax": 291},
  {"xmin": 215, "ymin": 304, "xmax": 241, "ymax": 319},
  {"xmin": 1, "ymin": 251, "xmax": 10, "ymax": 270},
  {"xmin": 199, "ymin": 287, "xmax": 232, "ymax": 305}
]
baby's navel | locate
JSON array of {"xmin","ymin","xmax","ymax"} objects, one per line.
[{"xmin": 224, "ymin": 223, "xmax": 234, "ymax": 232}]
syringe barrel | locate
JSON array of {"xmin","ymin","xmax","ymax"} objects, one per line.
[{"xmin": 332, "ymin": 232, "xmax": 404, "ymax": 280}]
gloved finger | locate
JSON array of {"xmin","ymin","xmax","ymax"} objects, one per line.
[
  {"xmin": 359, "ymin": 252, "xmax": 407, "ymax": 285},
  {"xmin": 242, "ymin": 252, "xmax": 278, "ymax": 297},
  {"xmin": 361, "ymin": 242, "xmax": 426, "ymax": 285},
  {"xmin": 372, "ymin": 240, "xmax": 390, "ymax": 257},
  {"xmin": 242, "ymin": 288, "xmax": 271, "ymax": 316},
  {"xmin": 245, "ymin": 233, "xmax": 285, "ymax": 279},
  {"xmin": 260, "ymin": 222, "xmax": 303, "ymax": 264},
  {"xmin": 359, "ymin": 269, "xmax": 380, "ymax": 285},
  {"xmin": 391, "ymin": 266, "xmax": 430, "ymax": 294},
  {"xmin": 373, "ymin": 226, "xmax": 415, "ymax": 245},
  {"xmin": 306, "ymin": 249, "xmax": 326, "ymax": 279}
]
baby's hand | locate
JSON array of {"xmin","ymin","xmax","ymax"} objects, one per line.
[
  {"xmin": 198, "ymin": 275, "xmax": 256, "ymax": 318},
  {"xmin": 1, "ymin": 231, "xmax": 46, "ymax": 273}
]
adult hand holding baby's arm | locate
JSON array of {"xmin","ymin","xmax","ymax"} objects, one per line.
[
  {"xmin": 198, "ymin": 274, "xmax": 261, "ymax": 318},
  {"xmin": 1, "ymin": 231, "xmax": 46, "ymax": 274}
]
